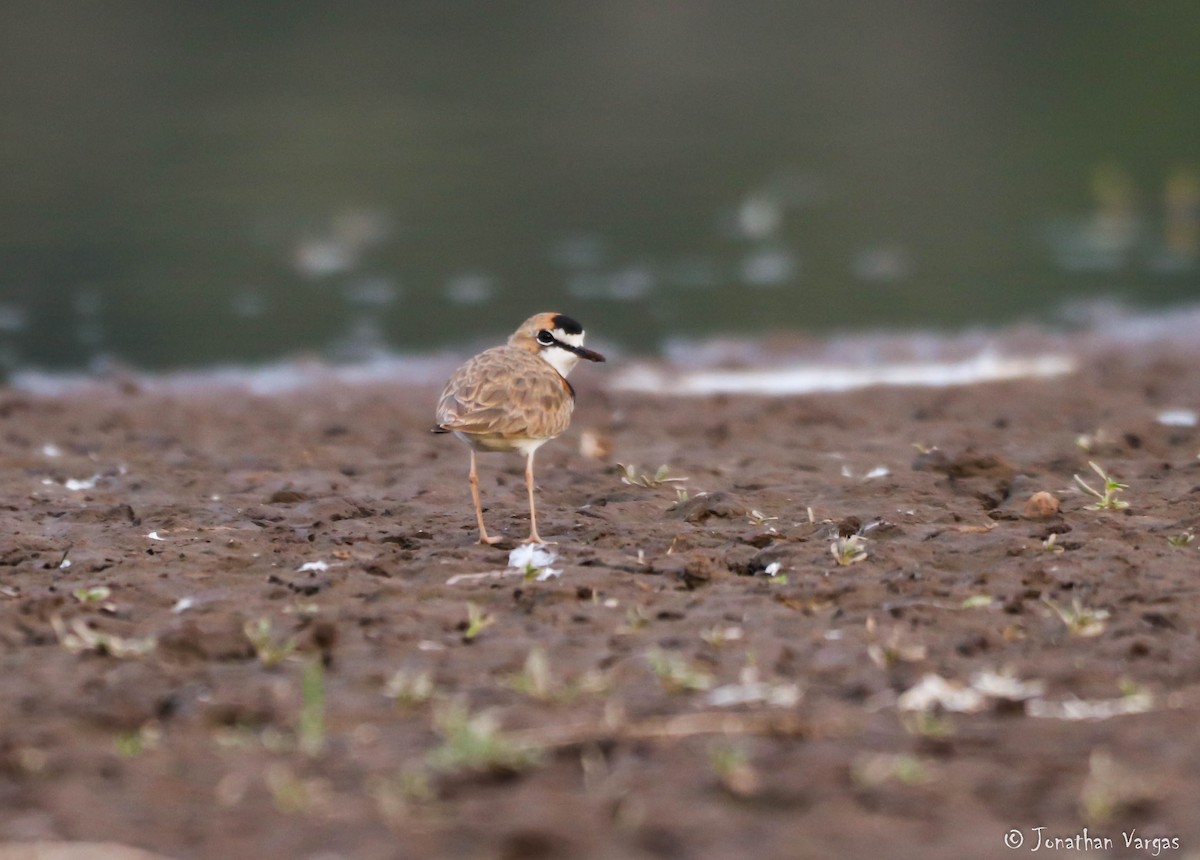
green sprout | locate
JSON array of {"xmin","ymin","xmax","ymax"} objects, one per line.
[
  {"xmin": 618, "ymin": 463, "xmax": 689, "ymax": 488},
  {"xmin": 645, "ymin": 648, "xmax": 714, "ymax": 694},
  {"xmin": 1073, "ymin": 461, "xmax": 1129, "ymax": 510},
  {"xmin": 51, "ymin": 616, "xmax": 156, "ymax": 658},
  {"xmin": 1041, "ymin": 533, "xmax": 1065, "ymax": 554},
  {"xmin": 426, "ymin": 701, "xmax": 542, "ymax": 775},
  {"xmin": 1079, "ymin": 750, "xmax": 1158, "ymax": 826},
  {"xmin": 1043, "ymin": 595, "xmax": 1110, "ymax": 638},
  {"xmin": 298, "ymin": 660, "xmax": 325, "ymax": 758},
  {"xmin": 900, "ymin": 710, "xmax": 955, "ymax": 739},
  {"xmin": 700, "ymin": 625, "xmax": 744, "ymax": 647},
  {"xmin": 264, "ymin": 763, "xmax": 326, "ymax": 815},
  {"xmin": 506, "ymin": 648, "xmax": 609, "ymax": 702},
  {"xmin": 506, "ymin": 647, "xmax": 555, "ymax": 701},
  {"xmin": 831, "ymin": 534, "xmax": 868, "ymax": 566},
  {"xmin": 618, "ymin": 605, "xmax": 651, "ymax": 633},
  {"xmin": 866, "ymin": 627, "xmax": 927, "ymax": 669},
  {"xmin": 115, "ymin": 724, "xmax": 161, "ymax": 758},
  {"xmin": 747, "ymin": 509, "xmax": 779, "ymax": 527},
  {"xmin": 851, "ymin": 753, "xmax": 930, "ymax": 788},
  {"xmin": 709, "ymin": 741, "xmax": 761, "ymax": 797},
  {"xmin": 383, "ymin": 669, "xmax": 437, "ymax": 708},
  {"xmin": 244, "ymin": 617, "xmax": 298, "ymax": 667},
  {"xmin": 73, "ymin": 585, "xmax": 112, "ymax": 604},
  {"xmin": 1167, "ymin": 529, "xmax": 1195, "ymax": 548},
  {"xmin": 366, "ymin": 770, "xmax": 436, "ymax": 826},
  {"xmin": 462, "ymin": 602, "xmax": 496, "ymax": 642}
]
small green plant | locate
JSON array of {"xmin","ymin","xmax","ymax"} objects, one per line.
[
  {"xmin": 831, "ymin": 534, "xmax": 868, "ymax": 566},
  {"xmin": 298, "ymin": 660, "xmax": 325, "ymax": 758},
  {"xmin": 462, "ymin": 602, "xmax": 496, "ymax": 642},
  {"xmin": 366, "ymin": 770, "xmax": 436, "ymax": 826},
  {"xmin": 114, "ymin": 732, "xmax": 141, "ymax": 759},
  {"xmin": 645, "ymin": 648, "xmax": 714, "ymax": 694},
  {"xmin": 618, "ymin": 605, "xmax": 651, "ymax": 633},
  {"xmin": 73, "ymin": 585, "xmax": 111, "ymax": 604},
  {"xmin": 700, "ymin": 625, "xmax": 744, "ymax": 647},
  {"xmin": 506, "ymin": 647, "xmax": 555, "ymax": 701},
  {"xmin": 426, "ymin": 701, "xmax": 542, "ymax": 775},
  {"xmin": 383, "ymin": 669, "xmax": 436, "ymax": 707},
  {"xmin": 960, "ymin": 594, "xmax": 994, "ymax": 609},
  {"xmin": 1078, "ymin": 750, "xmax": 1158, "ymax": 826},
  {"xmin": 264, "ymin": 763, "xmax": 328, "ymax": 815},
  {"xmin": 1075, "ymin": 429, "xmax": 1114, "ymax": 454},
  {"xmin": 506, "ymin": 648, "xmax": 609, "ymax": 701},
  {"xmin": 851, "ymin": 753, "xmax": 930, "ymax": 788},
  {"xmin": 284, "ymin": 601, "xmax": 321, "ymax": 616},
  {"xmin": 618, "ymin": 463, "xmax": 689, "ymax": 488},
  {"xmin": 866, "ymin": 622, "xmax": 927, "ymax": 668},
  {"xmin": 51, "ymin": 616, "xmax": 155, "ymax": 658},
  {"xmin": 747, "ymin": 509, "xmax": 778, "ymax": 527},
  {"xmin": 1043, "ymin": 595, "xmax": 1110, "ymax": 638},
  {"xmin": 899, "ymin": 710, "xmax": 955, "ymax": 738},
  {"xmin": 709, "ymin": 741, "xmax": 761, "ymax": 797},
  {"xmin": 1167, "ymin": 529, "xmax": 1195, "ymax": 548},
  {"xmin": 115, "ymin": 724, "xmax": 161, "ymax": 758},
  {"xmin": 1074, "ymin": 461, "xmax": 1129, "ymax": 510},
  {"xmin": 1041, "ymin": 533, "xmax": 1065, "ymax": 554},
  {"xmin": 244, "ymin": 617, "xmax": 298, "ymax": 667}
]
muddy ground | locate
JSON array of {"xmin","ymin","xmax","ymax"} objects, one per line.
[{"xmin": 2, "ymin": 345, "xmax": 1200, "ymax": 860}]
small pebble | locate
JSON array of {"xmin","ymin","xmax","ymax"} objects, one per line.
[{"xmin": 1022, "ymin": 491, "xmax": 1060, "ymax": 519}]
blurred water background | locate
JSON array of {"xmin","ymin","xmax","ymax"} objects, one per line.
[{"xmin": 2, "ymin": 1, "xmax": 1198, "ymax": 375}]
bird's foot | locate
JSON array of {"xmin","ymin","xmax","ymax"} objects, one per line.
[{"xmin": 477, "ymin": 534, "xmax": 504, "ymax": 546}]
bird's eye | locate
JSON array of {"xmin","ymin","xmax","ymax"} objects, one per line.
[{"xmin": 536, "ymin": 330, "xmax": 555, "ymax": 346}]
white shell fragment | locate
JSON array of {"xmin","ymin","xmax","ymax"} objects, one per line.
[
  {"xmin": 508, "ymin": 544, "xmax": 562, "ymax": 580},
  {"xmin": 897, "ymin": 674, "xmax": 987, "ymax": 714},
  {"xmin": 1157, "ymin": 408, "xmax": 1197, "ymax": 427}
]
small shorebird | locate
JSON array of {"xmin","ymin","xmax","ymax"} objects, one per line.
[{"xmin": 434, "ymin": 312, "xmax": 605, "ymax": 545}]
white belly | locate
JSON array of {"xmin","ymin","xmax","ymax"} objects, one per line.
[{"xmin": 455, "ymin": 431, "xmax": 550, "ymax": 456}]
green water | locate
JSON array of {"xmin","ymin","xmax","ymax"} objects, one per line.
[{"xmin": 2, "ymin": 1, "xmax": 1198, "ymax": 371}]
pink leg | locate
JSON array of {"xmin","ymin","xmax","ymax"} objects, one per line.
[
  {"xmin": 523, "ymin": 449, "xmax": 546, "ymax": 544},
  {"xmin": 469, "ymin": 450, "xmax": 501, "ymax": 545}
]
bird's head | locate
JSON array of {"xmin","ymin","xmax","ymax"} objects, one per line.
[{"xmin": 510, "ymin": 312, "xmax": 605, "ymax": 377}]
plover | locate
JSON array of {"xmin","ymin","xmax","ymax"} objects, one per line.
[{"xmin": 434, "ymin": 312, "xmax": 605, "ymax": 545}]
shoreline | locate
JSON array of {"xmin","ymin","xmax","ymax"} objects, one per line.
[{"xmin": 10, "ymin": 301, "xmax": 1200, "ymax": 398}]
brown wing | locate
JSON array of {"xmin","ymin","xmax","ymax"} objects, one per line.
[{"xmin": 435, "ymin": 346, "xmax": 574, "ymax": 440}]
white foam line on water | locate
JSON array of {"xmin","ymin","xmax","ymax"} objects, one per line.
[
  {"xmin": 10, "ymin": 354, "xmax": 461, "ymax": 397},
  {"xmin": 611, "ymin": 351, "xmax": 1077, "ymax": 396}
]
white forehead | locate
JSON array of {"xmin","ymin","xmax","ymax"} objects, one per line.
[{"xmin": 553, "ymin": 329, "xmax": 585, "ymax": 346}]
